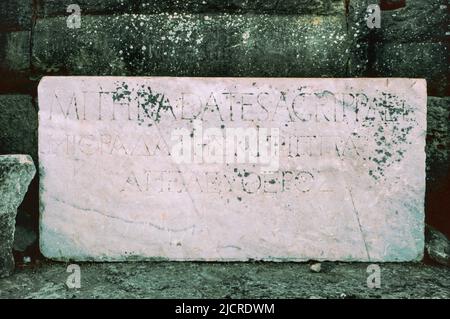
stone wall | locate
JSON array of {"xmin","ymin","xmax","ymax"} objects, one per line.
[{"xmin": 0, "ymin": 0, "xmax": 448, "ymax": 256}]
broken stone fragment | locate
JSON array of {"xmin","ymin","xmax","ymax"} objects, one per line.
[
  {"xmin": 426, "ymin": 225, "xmax": 450, "ymax": 266},
  {"xmin": 0, "ymin": 155, "xmax": 36, "ymax": 278},
  {"xmin": 310, "ymin": 263, "xmax": 322, "ymax": 273}
]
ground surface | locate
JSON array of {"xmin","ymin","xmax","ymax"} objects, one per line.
[{"xmin": 0, "ymin": 261, "xmax": 449, "ymax": 299}]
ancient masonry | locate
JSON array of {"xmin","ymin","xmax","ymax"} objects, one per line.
[{"xmin": 0, "ymin": 1, "xmax": 448, "ymax": 264}]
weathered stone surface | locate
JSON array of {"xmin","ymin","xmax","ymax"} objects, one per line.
[
  {"xmin": 39, "ymin": 77, "xmax": 426, "ymax": 262},
  {"xmin": 347, "ymin": 0, "xmax": 448, "ymax": 78},
  {"xmin": 37, "ymin": 0, "xmax": 344, "ymax": 16},
  {"xmin": 426, "ymin": 97, "xmax": 449, "ymax": 182},
  {"xmin": 373, "ymin": 0, "xmax": 447, "ymax": 43},
  {"xmin": 32, "ymin": 14, "xmax": 351, "ymax": 77},
  {"xmin": 426, "ymin": 98, "xmax": 450, "ymax": 241},
  {"xmin": 372, "ymin": 42, "xmax": 448, "ymax": 96},
  {"xmin": 349, "ymin": 0, "xmax": 447, "ymax": 42},
  {"xmin": 426, "ymin": 225, "xmax": 450, "ymax": 266},
  {"xmin": 0, "ymin": 0, "xmax": 32, "ymax": 31},
  {"xmin": 0, "ymin": 32, "xmax": 30, "ymax": 72},
  {"xmin": 0, "ymin": 95, "xmax": 38, "ymax": 162},
  {"xmin": 0, "ymin": 96, "xmax": 41, "ymax": 248},
  {"xmin": 345, "ymin": 0, "xmax": 373, "ymax": 77},
  {"xmin": 1, "ymin": 262, "xmax": 449, "ymax": 299},
  {"xmin": 0, "ymin": 155, "xmax": 36, "ymax": 278}
]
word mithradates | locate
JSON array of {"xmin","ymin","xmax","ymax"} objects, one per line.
[{"xmin": 46, "ymin": 85, "xmax": 412, "ymax": 125}]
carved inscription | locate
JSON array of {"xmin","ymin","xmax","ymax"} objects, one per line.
[{"xmin": 38, "ymin": 77, "xmax": 426, "ymax": 262}]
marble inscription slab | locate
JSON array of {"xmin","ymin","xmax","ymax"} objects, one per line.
[{"xmin": 38, "ymin": 77, "xmax": 427, "ymax": 261}]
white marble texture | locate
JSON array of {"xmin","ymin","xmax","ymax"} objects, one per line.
[{"xmin": 38, "ymin": 77, "xmax": 427, "ymax": 261}]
